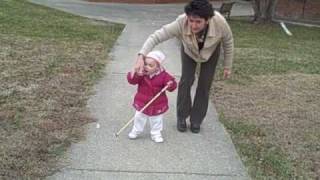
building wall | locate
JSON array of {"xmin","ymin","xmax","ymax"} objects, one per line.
[{"xmin": 274, "ymin": 0, "xmax": 320, "ymax": 24}]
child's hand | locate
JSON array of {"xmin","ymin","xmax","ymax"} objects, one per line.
[
  {"xmin": 165, "ymin": 79, "xmax": 177, "ymax": 92},
  {"xmin": 130, "ymin": 69, "xmax": 135, "ymax": 78}
]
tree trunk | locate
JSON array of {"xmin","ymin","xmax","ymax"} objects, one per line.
[{"xmin": 252, "ymin": 0, "xmax": 276, "ymax": 23}]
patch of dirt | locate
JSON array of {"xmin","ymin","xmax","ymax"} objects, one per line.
[{"xmin": 212, "ymin": 73, "xmax": 320, "ymax": 179}]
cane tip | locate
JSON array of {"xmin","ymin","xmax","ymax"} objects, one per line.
[{"xmin": 114, "ymin": 133, "xmax": 119, "ymax": 137}]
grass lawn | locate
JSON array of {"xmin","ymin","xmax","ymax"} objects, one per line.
[
  {"xmin": 0, "ymin": 0, "xmax": 124, "ymax": 178},
  {"xmin": 212, "ymin": 18, "xmax": 320, "ymax": 179}
]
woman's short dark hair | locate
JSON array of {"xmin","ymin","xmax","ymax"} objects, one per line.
[{"xmin": 184, "ymin": 0, "xmax": 214, "ymax": 20}]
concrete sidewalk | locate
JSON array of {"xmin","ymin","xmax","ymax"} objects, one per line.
[{"xmin": 29, "ymin": 0, "xmax": 253, "ymax": 179}]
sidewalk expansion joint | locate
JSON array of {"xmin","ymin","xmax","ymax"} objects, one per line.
[
  {"xmin": 111, "ymin": 72, "xmax": 127, "ymax": 75},
  {"xmin": 65, "ymin": 167, "xmax": 245, "ymax": 177}
]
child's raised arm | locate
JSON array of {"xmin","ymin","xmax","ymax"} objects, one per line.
[{"xmin": 127, "ymin": 71, "xmax": 143, "ymax": 85}]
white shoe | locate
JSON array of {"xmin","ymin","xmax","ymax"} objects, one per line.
[
  {"xmin": 128, "ymin": 131, "xmax": 139, "ymax": 139},
  {"xmin": 151, "ymin": 135, "xmax": 164, "ymax": 143}
]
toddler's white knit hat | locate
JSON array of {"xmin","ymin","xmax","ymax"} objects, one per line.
[{"xmin": 146, "ymin": 50, "xmax": 166, "ymax": 65}]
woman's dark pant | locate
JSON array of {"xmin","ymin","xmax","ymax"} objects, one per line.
[{"xmin": 177, "ymin": 44, "xmax": 220, "ymax": 126}]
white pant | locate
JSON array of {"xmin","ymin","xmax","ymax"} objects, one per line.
[{"xmin": 131, "ymin": 111, "xmax": 163, "ymax": 136}]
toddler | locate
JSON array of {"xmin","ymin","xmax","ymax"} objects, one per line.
[{"xmin": 127, "ymin": 50, "xmax": 177, "ymax": 143}]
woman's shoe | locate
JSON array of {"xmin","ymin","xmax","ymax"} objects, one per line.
[
  {"xmin": 177, "ymin": 118, "xmax": 187, "ymax": 132},
  {"xmin": 190, "ymin": 124, "xmax": 200, "ymax": 133}
]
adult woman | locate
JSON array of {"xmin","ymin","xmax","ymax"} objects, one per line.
[{"xmin": 133, "ymin": 0, "xmax": 233, "ymax": 133}]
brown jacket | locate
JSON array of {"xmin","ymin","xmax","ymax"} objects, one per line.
[{"xmin": 139, "ymin": 11, "xmax": 234, "ymax": 69}]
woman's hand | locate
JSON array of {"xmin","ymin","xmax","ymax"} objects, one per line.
[
  {"xmin": 223, "ymin": 68, "xmax": 231, "ymax": 79},
  {"xmin": 133, "ymin": 54, "xmax": 145, "ymax": 77}
]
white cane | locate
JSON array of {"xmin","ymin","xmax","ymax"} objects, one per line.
[{"xmin": 115, "ymin": 84, "xmax": 169, "ymax": 137}]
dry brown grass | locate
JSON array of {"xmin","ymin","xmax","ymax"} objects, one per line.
[
  {"xmin": 212, "ymin": 73, "xmax": 320, "ymax": 179},
  {"xmin": 0, "ymin": 34, "xmax": 111, "ymax": 178}
]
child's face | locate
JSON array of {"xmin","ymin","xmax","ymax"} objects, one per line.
[{"xmin": 144, "ymin": 57, "xmax": 159, "ymax": 75}]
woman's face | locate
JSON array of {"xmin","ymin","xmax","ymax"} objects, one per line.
[
  {"xmin": 187, "ymin": 15, "xmax": 208, "ymax": 34},
  {"xmin": 144, "ymin": 57, "xmax": 159, "ymax": 75}
]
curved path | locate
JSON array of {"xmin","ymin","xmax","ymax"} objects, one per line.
[{"xmin": 29, "ymin": 0, "xmax": 253, "ymax": 179}]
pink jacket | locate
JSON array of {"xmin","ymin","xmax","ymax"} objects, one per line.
[{"xmin": 127, "ymin": 71, "xmax": 177, "ymax": 116}]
